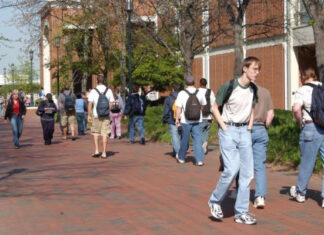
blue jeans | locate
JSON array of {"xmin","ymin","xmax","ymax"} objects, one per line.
[
  {"xmin": 83, "ymin": 112, "xmax": 88, "ymax": 131},
  {"xmin": 297, "ymin": 123, "xmax": 324, "ymax": 198},
  {"xmin": 168, "ymin": 124, "xmax": 181, "ymax": 156},
  {"xmin": 129, "ymin": 115, "xmax": 145, "ymax": 142},
  {"xmin": 252, "ymin": 125, "xmax": 269, "ymax": 198},
  {"xmin": 209, "ymin": 125, "xmax": 253, "ymax": 217},
  {"xmin": 201, "ymin": 119, "xmax": 212, "ymax": 144},
  {"xmin": 10, "ymin": 114, "xmax": 24, "ymax": 147},
  {"xmin": 178, "ymin": 122, "xmax": 204, "ymax": 163},
  {"xmin": 76, "ymin": 112, "xmax": 85, "ymax": 134}
]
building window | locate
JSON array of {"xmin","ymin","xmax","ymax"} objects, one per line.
[{"xmin": 295, "ymin": 1, "xmax": 310, "ymax": 26}]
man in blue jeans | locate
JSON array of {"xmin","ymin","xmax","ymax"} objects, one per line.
[
  {"xmin": 124, "ymin": 85, "xmax": 146, "ymax": 145},
  {"xmin": 163, "ymin": 84, "xmax": 181, "ymax": 158},
  {"xmin": 175, "ymin": 75, "xmax": 206, "ymax": 166},
  {"xmin": 209, "ymin": 56, "xmax": 260, "ymax": 225}
]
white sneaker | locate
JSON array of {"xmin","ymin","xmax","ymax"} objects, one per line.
[
  {"xmin": 202, "ymin": 142, "xmax": 208, "ymax": 154},
  {"xmin": 322, "ymin": 199, "xmax": 324, "ymax": 208},
  {"xmin": 235, "ymin": 213, "xmax": 257, "ymax": 225},
  {"xmin": 253, "ymin": 196, "xmax": 265, "ymax": 209},
  {"xmin": 176, "ymin": 155, "xmax": 185, "ymax": 164},
  {"xmin": 208, "ymin": 202, "xmax": 223, "ymax": 219},
  {"xmin": 290, "ymin": 186, "xmax": 305, "ymax": 202}
]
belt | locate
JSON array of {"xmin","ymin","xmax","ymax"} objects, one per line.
[
  {"xmin": 225, "ymin": 122, "xmax": 248, "ymax": 127},
  {"xmin": 305, "ymin": 120, "xmax": 313, "ymax": 124},
  {"xmin": 253, "ymin": 122, "xmax": 265, "ymax": 126}
]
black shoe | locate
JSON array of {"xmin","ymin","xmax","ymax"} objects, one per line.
[
  {"xmin": 15, "ymin": 145, "xmax": 20, "ymax": 149},
  {"xmin": 92, "ymin": 152, "xmax": 102, "ymax": 158},
  {"xmin": 140, "ymin": 138, "xmax": 145, "ymax": 145},
  {"xmin": 71, "ymin": 137, "xmax": 76, "ymax": 141},
  {"xmin": 130, "ymin": 141, "xmax": 135, "ymax": 144}
]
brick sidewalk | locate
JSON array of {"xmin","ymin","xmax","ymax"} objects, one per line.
[{"xmin": 0, "ymin": 115, "xmax": 323, "ymax": 235}]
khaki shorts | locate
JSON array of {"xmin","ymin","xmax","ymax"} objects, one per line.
[
  {"xmin": 91, "ymin": 117, "xmax": 111, "ymax": 136},
  {"xmin": 61, "ymin": 112, "xmax": 75, "ymax": 127}
]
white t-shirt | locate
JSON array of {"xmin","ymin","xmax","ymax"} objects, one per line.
[
  {"xmin": 294, "ymin": 81, "xmax": 321, "ymax": 123},
  {"xmin": 176, "ymin": 87, "xmax": 207, "ymax": 124},
  {"xmin": 88, "ymin": 85, "xmax": 115, "ymax": 118},
  {"xmin": 198, "ymin": 87, "xmax": 216, "ymax": 120}
]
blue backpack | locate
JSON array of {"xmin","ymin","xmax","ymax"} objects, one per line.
[
  {"xmin": 132, "ymin": 95, "xmax": 144, "ymax": 115},
  {"xmin": 95, "ymin": 87, "xmax": 110, "ymax": 117},
  {"xmin": 63, "ymin": 91, "xmax": 75, "ymax": 114},
  {"xmin": 304, "ymin": 83, "xmax": 324, "ymax": 127}
]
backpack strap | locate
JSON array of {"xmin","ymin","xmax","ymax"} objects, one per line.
[
  {"xmin": 94, "ymin": 88, "xmax": 101, "ymax": 95},
  {"xmin": 205, "ymin": 89, "xmax": 211, "ymax": 101},
  {"xmin": 103, "ymin": 87, "xmax": 108, "ymax": 95},
  {"xmin": 222, "ymin": 79, "xmax": 235, "ymax": 106},
  {"xmin": 249, "ymin": 82, "xmax": 258, "ymax": 104},
  {"xmin": 304, "ymin": 83, "xmax": 317, "ymax": 88}
]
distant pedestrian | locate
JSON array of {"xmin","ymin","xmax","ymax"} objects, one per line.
[
  {"xmin": 58, "ymin": 85, "xmax": 76, "ymax": 140},
  {"xmin": 290, "ymin": 67, "xmax": 324, "ymax": 208},
  {"xmin": 162, "ymin": 83, "xmax": 182, "ymax": 158},
  {"xmin": 88, "ymin": 76, "xmax": 114, "ymax": 158},
  {"xmin": 82, "ymin": 91, "xmax": 88, "ymax": 133},
  {"xmin": 175, "ymin": 75, "xmax": 207, "ymax": 165},
  {"xmin": 0, "ymin": 94, "xmax": 5, "ymax": 118},
  {"xmin": 37, "ymin": 93, "xmax": 57, "ymax": 145},
  {"xmin": 75, "ymin": 93, "xmax": 86, "ymax": 136},
  {"xmin": 124, "ymin": 85, "xmax": 146, "ymax": 145},
  {"xmin": 110, "ymin": 90, "xmax": 124, "ymax": 139},
  {"xmin": 199, "ymin": 78, "xmax": 216, "ymax": 155},
  {"xmin": 4, "ymin": 89, "xmax": 26, "ymax": 149},
  {"xmin": 209, "ymin": 56, "xmax": 259, "ymax": 225}
]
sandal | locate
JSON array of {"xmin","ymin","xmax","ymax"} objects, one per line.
[{"xmin": 92, "ymin": 152, "xmax": 102, "ymax": 158}]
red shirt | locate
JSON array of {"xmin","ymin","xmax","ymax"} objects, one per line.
[{"xmin": 12, "ymin": 100, "xmax": 20, "ymax": 115}]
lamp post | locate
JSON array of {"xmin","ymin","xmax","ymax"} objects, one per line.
[
  {"xmin": 55, "ymin": 36, "xmax": 61, "ymax": 97},
  {"xmin": 10, "ymin": 63, "xmax": 14, "ymax": 90},
  {"xmin": 3, "ymin": 68, "xmax": 6, "ymax": 85},
  {"xmin": 126, "ymin": 0, "xmax": 133, "ymax": 92},
  {"xmin": 29, "ymin": 50, "xmax": 34, "ymax": 106}
]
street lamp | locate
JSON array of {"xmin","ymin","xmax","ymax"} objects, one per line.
[
  {"xmin": 11, "ymin": 63, "xmax": 15, "ymax": 90},
  {"xmin": 126, "ymin": 0, "xmax": 133, "ymax": 92},
  {"xmin": 29, "ymin": 50, "xmax": 34, "ymax": 106},
  {"xmin": 55, "ymin": 36, "xmax": 61, "ymax": 97}
]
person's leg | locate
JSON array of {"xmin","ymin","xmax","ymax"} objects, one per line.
[
  {"xmin": 297, "ymin": 124, "xmax": 321, "ymax": 196},
  {"xmin": 61, "ymin": 113, "xmax": 68, "ymax": 139},
  {"xmin": 201, "ymin": 119, "xmax": 211, "ymax": 153},
  {"xmin": 319, "ymin": 131, "xmax": 324, "ymax": 199},
  {"xmin": 101, "ymin": 118, "xmax": 110, "ymax": 157},
  {"xmin": 17, "ymin": 115, "xmax": 24, "ymax": 139},
  {"xmin": 136, "ymin": 116, "xmax": 145, "ymax": 142},
  {"xmin": 93, "ymin": 135, "xmax": 99, "ymax": 153},
  {"xmin": 168, "ymin": 124, "xmax": 181, "ymax": 156},
  {"xmin": 110, "ymin": 113, "xmax": 116, "ymax": 138},
  {"xmin": 9, "ymin": 115, "xmax": 19, "ymax": 147},
  {"xmin": 49, "ymin": 120, "xmax": 55, "ymax": 143},
  {"xmin": 129, "ymin": 116, "xmax": 136, "ymax": 142},
  {"xmin": 69, "ymin": 115, "xmax": 75, "ymax": 138},
  {"xmin": 83, "ymin": 112, "xmax": 88, "ymax": 132},
  {"xmin": 235, "ymin": 126, "xmax": 254, "ymax": 217},
  {"xmin": 209, "ymin": 126, "xmax": 240, "ymax": 204},
  {"xmin": 178, "ymin": 123, "xmax": 191, "ymax": 162},
  {"xmin": 252, "ymin": 126, "xmax": 269, "ymax": 199},
  {"xmin": 76, "ymin": 113, "xmax": 83, "ymax": 135},
  {"xmin": 115, "ymin": 113, "xmax": 122, "ymax": 137},
  {"xmin": 41, "ymin": 119, "xmax": 46, "ymax": 141},
  {"xmin": 191, "ymin": 122, "xmax": 205, "ymax": 164}
]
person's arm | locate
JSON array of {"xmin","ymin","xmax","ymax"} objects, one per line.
[
  {"xmin": 211, "ymin": 102, "xmax": 227, "ymax": 131},
  {"xmin": 265, "ymin": 109, "xmax": 274, "ymax": 128},
  {"xmin": 293, "ymin": 103, "xmax": 303, "ymax": 128},
  {"xmin": 88, "ymin": 101, "xmax": 93, "ymax": 122},
  {"xmin": 248, "ymin": 105, "xmax": 255, "ymax": 131},
  {"xmin": 175, "ymin": 106, "xmax": 182, "ymax": 127}
]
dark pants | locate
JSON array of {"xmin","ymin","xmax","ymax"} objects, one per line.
[
  {"xmin": 76, "ymin": 112, "xmax": 85, "ymax": 135},
  {"xmin": 41, "ymin": 119, "xmax": 55, "ymax": 144}
]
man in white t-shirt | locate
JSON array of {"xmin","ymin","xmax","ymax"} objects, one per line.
[
  {"xmin": 290, "ymin": 67, "xmax": 324, "ymax": 208},
  {"xmin": 199, "ymin": 78, "xmax": 216, "ymax": 154},
  {"xmin": 175, "ymin": 75, "xmax": 207, "ymax": 166},
  {"xmin": 88, "ymin": 76, "xmax": 115, "ymax": 158}
]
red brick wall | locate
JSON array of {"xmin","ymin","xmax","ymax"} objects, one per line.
[{"xmin": 193, "ymin": 58, "xmax": 203, "ymax": 86}]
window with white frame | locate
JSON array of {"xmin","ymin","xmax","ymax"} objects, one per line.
[{"xmin": 295, "ymin": 1, "xmax": 310, "ymax": 26}]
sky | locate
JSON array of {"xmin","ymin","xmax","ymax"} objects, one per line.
[{"xmin": 0, "ymin": 7, "xmax": 39, "ymax": 77}]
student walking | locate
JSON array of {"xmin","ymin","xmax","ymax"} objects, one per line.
[
  {"xmin": 4, "ymin": 89, "xmax": 26, "ymax": 149},
  {"xmin": 209, "ymin": 56, "xmax": 259, "ymax": 225},
  {"xmin": 175, "ymin": 75, "xmax": 207, "ymax": 166},
  {"xmin": 163, "ymin": 83, "xmax": 182, "ymax": 158},
  {"xmin": 110, "ymin": 90, "xmax": 124, "ymax": 139},
  {"xmin": 88, "ymin": 76, "xmax": 114, "ymax": 158},
  {"xmin": 199, "ymin": 78, "xmax": 216, "ymax": 154},
  {"xmin": 37, "ymin": 93, "xmax": 57, "ymax": 145},
  {"xmin": 58, "ymin": 85, "xmax": 76, "ymax": 140},
  {"xmin": 290, "ymin": 67, "xmax": 324, "ymax": 208},
  {"xmin": 82, "ymin": 91, "xmax": 88, "ymax": 133},
  {"xmin": 75, "ymin": 93, "xmax": 86, "ymax": 135},
  {"xmin": 124, "ymin": 85, "xmax": 146, "ymax": 145}
]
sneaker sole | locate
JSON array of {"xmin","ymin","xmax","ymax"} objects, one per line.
[{"xmin": 234, "ymin": 218, "xmax": 257, "ymax": 225}]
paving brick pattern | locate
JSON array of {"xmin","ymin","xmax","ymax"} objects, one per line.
[{"xmin": 0, "ymin": 115, "xmax": 323, "ymax": 235}]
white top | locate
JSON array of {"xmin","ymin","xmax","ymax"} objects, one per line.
[
  {"xmin": 294, "ymin": 81, "xmax": 321, "ymax": 123},
  {"xmin": 198, "ymin": 87, "xmax": 216, "ymax": 120},
  {"xmin": 88, "ymin": 85, "xmax": 115, "ymax": 118},
  {"xmin": 222, "ymin": 85, "xmax": 254, "ymax": 123},
  {"xmin": 176, "ymin": 87, "xmax": 207, "ymax": 124}
]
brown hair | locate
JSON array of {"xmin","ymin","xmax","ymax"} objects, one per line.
[
  {"xmin": 301, "ymin": 67, "xmax": 318, "ymax": 83},
  {"xmin": 242, "ymin": 56, "xmax": 261, "ymax": 74}
]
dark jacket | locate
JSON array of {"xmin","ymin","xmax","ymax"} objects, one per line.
[
  {"xmin": 5, "ymin": 97, "xmax": 26, "ymax": 120},
  {"xmin": 124, "ymin": 93, "xmax": 146, "ymax": 117},
  {"xmin": 37, "ymin": 101, "xmax": 57, "ymax": 121},
  {"xmin": 162, "ymin": 91, "xmax": 179, "ymax": 125}
]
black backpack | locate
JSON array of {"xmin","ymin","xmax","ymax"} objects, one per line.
[
  {"xmin": 132, "ymin": 95, "xmax": 144, "ymax": 115},
  {"xmin": 111, "ymin": 100, "xmax": 121, "ymax": 113},
  {"xmin": 95, "ymin": 87, "xmax": 110, "ymax": 117},
  {"xmin": 202, "ymin": 89, "xmax": 211, "ymax": 117},
  {"xmin": 63, "ymin": 91, "xmax": 75, "ymax": 114},
  {"xmin": 184, "ymin": 89, "xmax": 201, "ymax": 121},
  {"xmin": 303, "ymin": 83, "xmax": 324, "ymax": 127}
]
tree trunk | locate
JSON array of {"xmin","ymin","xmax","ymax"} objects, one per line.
[
  {"xmin": 233, "ymin": 22, "xmax": 244, "ymax": 78},
  {"xmin": 313, "ymin": 20, "xmax": 324, "ymax": 83}
]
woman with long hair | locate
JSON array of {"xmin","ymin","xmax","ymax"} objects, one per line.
[
  {"xmin": 110, "ymin": 89, "xmax": 124, "ymax": 139},
  {"xmin": 37, "ymin": 93, "xmax": 57, "ymax": 145},
  {"xmin": 4, "ymin": 89, "xmax": 26, "ymax": 149}
]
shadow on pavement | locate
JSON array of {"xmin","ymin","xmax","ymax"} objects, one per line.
[{"xmin": 0, "ymin": 168, "xmax": 27, "ymax": 181}]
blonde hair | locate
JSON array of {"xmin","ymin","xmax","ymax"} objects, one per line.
[
  {"xmin": 301, "ymin": 67, "xmax": 318, "ymax": 83},
  {"xmin": 12, "ymin": 89, "xmax": 19, "ymax": 95}
]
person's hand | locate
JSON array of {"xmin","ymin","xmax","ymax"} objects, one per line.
[
  {"xmin": 21, "ymin": 115, "xmax": 25, "ymax": 119},
  {"xmin": 175, "ymin": 119, "xmax": 181, "ymax": 127},
  {"xmin": 88, "ymin": 115, "xmax": 92, "ymax": 122}
]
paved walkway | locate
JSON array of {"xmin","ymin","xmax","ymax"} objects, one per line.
[{"xmin": 0, "ymin": 115, "xmax": 323, "ymax": 235}]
